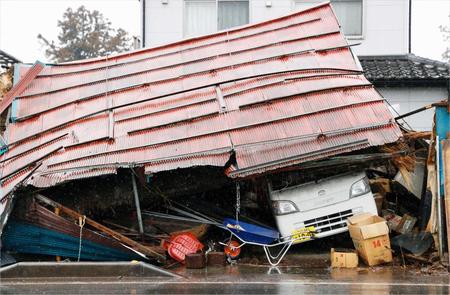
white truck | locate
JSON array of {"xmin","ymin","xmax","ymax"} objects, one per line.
[{"xmin": 269, "ymin": 171, "xmax": 378, "ymax": 243}]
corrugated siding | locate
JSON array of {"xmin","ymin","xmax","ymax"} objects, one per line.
[
  {"xmin": 0, "ymin": 3, "xmax": 402, "ymax": 198},
  {"xmin": 28, "ymin": 167, "xmax": 118, "ymax": 188}
]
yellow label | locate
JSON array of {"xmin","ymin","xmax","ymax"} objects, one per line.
[{"xmin": 291, "ymin": 226, "xmax": 316, "ymax": 243}]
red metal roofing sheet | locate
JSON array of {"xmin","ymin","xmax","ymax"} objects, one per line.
[
  {"xmin": 25, "ymin": 30, "xmax": 345, "ymax": 97},
  {"xmin": 28, "ymin": 167, "xmax": 118, "ymax": 188},
  {"xmin": 0, "ymin": 61, "xmax": 44, "ymax": 115},
  {"xmin": 0, "ymin": 3, "xmax": 402, "ymax": 196}
]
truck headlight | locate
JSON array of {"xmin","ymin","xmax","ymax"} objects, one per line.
[
  {"xmin": 350, "ymin": 177, "xmax": 370, "ymax": 198},
  {"xmin": 272, "ymin": 200, "xmax": 299, "ymax": 215}
]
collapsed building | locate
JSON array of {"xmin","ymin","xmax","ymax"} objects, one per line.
[{"xmin": 0, "ymin": 3, "xmax": 438, "ymax": 267}]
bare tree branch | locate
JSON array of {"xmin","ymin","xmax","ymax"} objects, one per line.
[{"xmin": 37, "ymin": 6, "xmax": 133, "ymax": 63}]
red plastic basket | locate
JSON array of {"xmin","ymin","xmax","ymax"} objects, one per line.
[{"xmin": 165, "ymin": 233, "xmax": 204, "ymax": 263}]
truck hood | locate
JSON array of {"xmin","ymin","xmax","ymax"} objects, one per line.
[{"xmin": 270, "ymin": 172, "xmax": 367, "ymax": 212}]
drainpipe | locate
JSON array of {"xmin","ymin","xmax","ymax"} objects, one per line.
[
  {"xmin": 408, "ymin": 0, "xmax": 412, "ymax": 53},
  {"xmin": 141, "ymin": 0, "xmax": 146, "ymax": 48}
]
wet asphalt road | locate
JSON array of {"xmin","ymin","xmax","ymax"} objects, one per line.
[
  {"xmin": 2, "ymin": 280, "xmax": 450, "ymax": 294},
  {"xmin": 2, "ymin": 264, "xmax": 449, "ymax": 294}
]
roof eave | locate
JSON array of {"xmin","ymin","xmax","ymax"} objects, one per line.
[{"xmin": 369, "ymin": 78, "xmax": 450, "ymax": 88}]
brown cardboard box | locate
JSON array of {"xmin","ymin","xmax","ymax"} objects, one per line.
[
  {"xmin": 347, "ymin": 213, "xmax": 392, "ymax": 266},
  {"xmin": 330, "ymin": 248, "xmax": 358, "ymax": 268}
]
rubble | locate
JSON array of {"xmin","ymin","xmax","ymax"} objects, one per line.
[
  {"xmin": 34, "ymin": 194, "xmax": 165, "ymax": 261},
  {"xmin": 207, "ymin": 252, "xmax": 226, "ymax": 267},
  {"xmin": 0, "ymin": 2, "xmax": 447, "ymax": 274},
  {"xmin": 0, "ymin": 68, "xmax": 13, "ymax": 99},
  {"xmin": 185, "ymin": 253, "xmax": 206, "ymax": 269},
  {"xmin": 2, "ymin": 199, "xmax": 142, "ymax": 262},
  {"xmin": 391, "ymin": 232, "xmax": 433, "ymax": 256}
]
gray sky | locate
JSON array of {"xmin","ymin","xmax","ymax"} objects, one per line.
[
  {"xmin": 0, "ymin": 0, "xmax": 140, "ymax": 62},
  {"xmin": 412, "ymin": 0, "xmax": 449, "ymax": 62},
  {"xmin": 0, "ymin": 0, "xmax": 449, "ymax": 63}
]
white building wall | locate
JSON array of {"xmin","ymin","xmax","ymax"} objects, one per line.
[
  {"xmin": 250, "ymin": 0, "xmax": 292, "ymax": 23},
  {"xmin": 379, "ymin": 86, "xmax": 447, "ymax": 131},
  {"xmin": 144, "ymin": 0, "xmax": 184, "ymax": 47},
  {"xmin": 143, "ymin": 0, "xmax": 410, "ymax": 56},
  {"xmin": 352, "ymin": 0, "xmax": 409, "ymax": 56}
]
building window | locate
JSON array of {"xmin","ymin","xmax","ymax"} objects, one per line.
[
  {"xmin": 294, "ymin": 0, "xmax": 363, "ymax": 36},
  {"xmin": 218, "ymin": 1, "xmax": 250, "ymax": 30},
  {"xmin": 185, "ymin": 0, "xmax": 217, "ymax": 37},
  {"xmin": 184, "ymin": 0, "xmax": 249, "ymax": 37}
]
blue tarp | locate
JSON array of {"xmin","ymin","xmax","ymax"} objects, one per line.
[{"xmin": 2, "ymin": 221, "xmax": 140, "ymax": 261}]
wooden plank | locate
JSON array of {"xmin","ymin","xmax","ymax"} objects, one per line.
[
  {"xmin": 425, "ymin": 163, "xmax": 438, "ymax": 234},
  {"xmin": 102, "ymin": 220, "xmax": 169, "ymax": 240},
  {"xmin": 35, "ymin": 194, "xmax": 166, "ymax": 261},
  {"xmin": 402, "ymin": 131, "xmax": 432, "ymax": 140},
  {"xmin": 426, "ymin": 127, "xmax": 438, "ymax": 235},
  {"xmin": 442, "ymin": 140, "xmax": 450, "ymax": 265}
]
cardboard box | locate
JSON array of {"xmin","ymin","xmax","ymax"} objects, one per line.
[
  {"xmin": 330, "ymin": 248, "xmax": 358, "ymax": 268},
  {"xmin": 347, "ymin": 213, "xmax": 393, "ymax": 266}
]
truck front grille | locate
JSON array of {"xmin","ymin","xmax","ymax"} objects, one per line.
[{"xmin": 304, "ymin": 209, "xmax": 353, "ymax": 233}]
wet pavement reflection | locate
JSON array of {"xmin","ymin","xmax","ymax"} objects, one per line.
[{"xmin": 2, "ymin": 263, "xmax": 449, "ymax": 294}]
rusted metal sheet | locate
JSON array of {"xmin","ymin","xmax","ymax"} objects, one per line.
[
  {"xmin": 24, "ymin": 29, "xmax": 343, "ymax": 97},
  {"xmin": 17, "ymin": 47, "xmax": 359, "ymax": 122},
  {"xmin": 0, "ymin": 3, "xmax": 402, "ymax": 198},
  {"xmin": 0, "ymin": 165, "xmax": 36, "ymax": 201},
  {"xmin": 0, "ymin": 61, "xmax": 44, "ymax": 115},
  {"xmin": 0, "ymin": 136, "xmax": 66, "ymax": 179},
  {"xmin": 229, "ymin": 124, "xmax": 398, "ymax": 178},
  {"xmin": 29, "ymin": 167, "xmax": 118, "ymax": 188},
  {"xmin": 21, "ymin": 201, "xmax": 130, "ymax": 251},
  {"xmin": 144, "ymin": 151, "xmax": 231, "ymax": 175},
  {"xmin": 31, "ymin": 5, "xmax": 326, "ymax": 77}
]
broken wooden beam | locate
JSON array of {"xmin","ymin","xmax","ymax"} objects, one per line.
[
  {"xmin": 102, "ymin": 220, "xmax": 169, "ymax": 240},
  {"xmin": 34, "ymin": 194, "xmax": 166, "ymax": 261},
  {"xmin": 403, "ymin": 253, "xmax": 432, "ymax": 264},
  {"xmin": 402, "ymin": 131, "xmax": 432, "ymax": 140}
]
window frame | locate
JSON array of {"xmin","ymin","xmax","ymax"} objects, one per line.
[
  {"xmin": 183, "ymin": 0, "xmax": 251, "ymax": 38},
  {"xmin": 291, "ymin": 0, "xmax": 365, "ymax": 40},
  {"xmin": 183, "ymin": 0, "xmax": 217, "ymax": 38},
  {"xmin": 218, "ymin": 0, "xmax": 251, "ymax": 31}
]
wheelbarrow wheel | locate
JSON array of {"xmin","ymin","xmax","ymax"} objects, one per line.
[{"xmin": 224, "ymin": 239, "xmax": 241, "ymax": 259}]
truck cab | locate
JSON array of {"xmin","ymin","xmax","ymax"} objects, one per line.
[{"xmin": 269, "ymin": 171, "xmax": 378, "ymax": 243}]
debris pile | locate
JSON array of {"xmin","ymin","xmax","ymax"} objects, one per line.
[{"xmin": 0, "ymin": 2, "xmax": 448, "ymax": 272}]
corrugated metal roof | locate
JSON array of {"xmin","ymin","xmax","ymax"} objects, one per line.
[
  {"xmin": 0, "ymin": 61, "xmax": 44, "ymax": 115},
  {"xmin": 0, "ymin": 3, "xmax": 402, "ymax": 201}
]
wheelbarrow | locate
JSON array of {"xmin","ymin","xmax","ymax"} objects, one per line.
[
  {"xmin": 218, "ymin": 218, "xmax": 316, "ymax": 266},
  {"xmin": 144, "ymin": 207, "xmax": 316, "ymax": 266}
]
